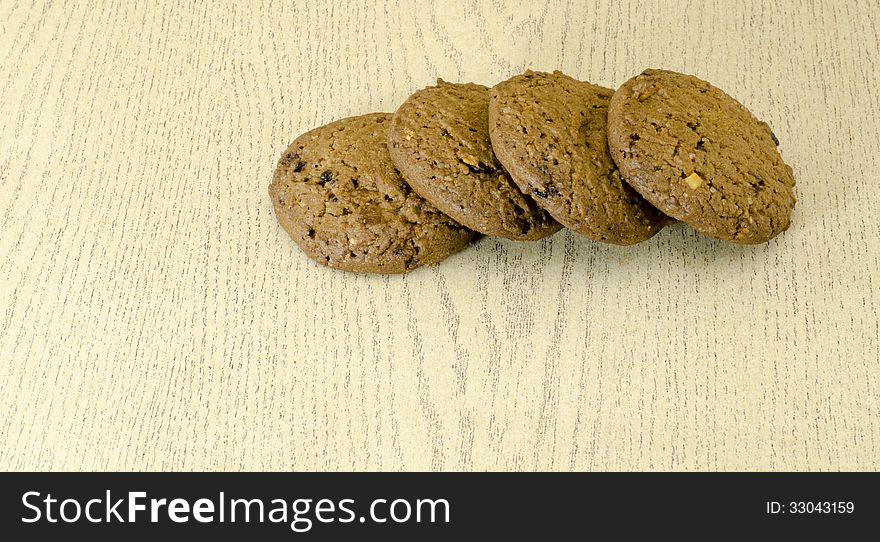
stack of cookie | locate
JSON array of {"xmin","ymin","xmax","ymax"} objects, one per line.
[{"xmin": 269, "ymin": 69, "xmax": 796, "ymax": 274}]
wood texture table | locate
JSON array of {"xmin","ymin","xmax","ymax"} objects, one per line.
[{"xmin": 2, "ymin": 0, "xmax": 878, "ymax": 471}]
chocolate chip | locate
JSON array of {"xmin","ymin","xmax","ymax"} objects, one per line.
[
  {"xmin": 281, "ymin": 152, "xmax": 299, "ymax": 165},
  {"xmin": 532, "ymin": 188, "xmax": 559, "ymax": 199},
  {"xmin": 696, "ymin": 137, "xmax": 705, "ymax": 150},
  {"xmin": 770, "ymin": 131, "xmax": 780, "ymax": 146},
  {"xmin": 293, "ymin": 161, "xmax": 306, "ymax": 172},
  {"xmin": 320, "ymin": 170, "xmax": 334, "ymax": 183},
  {"xmin": 465, "ymin": 162, "xmax": 496, "ymax": 174}
]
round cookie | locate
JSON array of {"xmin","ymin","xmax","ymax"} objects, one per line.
[
  {"xmin": 268, "ymin": 113, "xmax": 475, "ymax": 273},
  {"xmin": 489, "ymin": 70, "xmax": 670, "ymax": 245},
  {"xmin": 388, "ymin": 80, "xmax": 561, "ymax": 241},
  {"xmin": 607, "ymin": 69, "xmax": 796, "ymax": 243}
]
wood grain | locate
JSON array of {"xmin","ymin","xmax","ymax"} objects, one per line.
[{"xmin": 1, "ymin": 0, "xmax": 878, "ymax": 471}]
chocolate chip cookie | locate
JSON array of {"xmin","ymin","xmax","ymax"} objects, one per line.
[
  {"xmin": 269, "ymin": 113, "xmax": 475, "ymax": 273},
  {"xmin": 388, "ymin": 80, "xmax": 561, "ymax": 240},
  {"xmin": 489, "ymin": 70, "xmax": 669, "ymax": 245},
  {"xmin": 607, "ymin": 69, "xmax": 796, "ymax": 243}
]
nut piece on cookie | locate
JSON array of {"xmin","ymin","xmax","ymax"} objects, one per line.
[{"xmin": 684, "ymin": 172, "xmax": 703, "ymax": 190}]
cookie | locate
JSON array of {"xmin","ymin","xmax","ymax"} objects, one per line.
[
  {"xmin": 607, "ymin": 69, "xmax": 796, "ymax": 243},
  {"xmin": 269, "ymin": 113, "xmax": 475, "ymax": 273},
  {"xmin": 489, "ymin": 70, "xmax": 669, "ymax": 245},
  {"xmin": 388, "ymin": 80, "xmax": 561, "ymax": 240}
]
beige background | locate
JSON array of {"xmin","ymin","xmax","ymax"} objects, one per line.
[{"xmin": 1, "ymin": 0, "xmax": 878, "ymax": 471}]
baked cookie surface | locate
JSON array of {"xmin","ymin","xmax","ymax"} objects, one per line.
[
  {"xmin": 388, "ymin": 80, "xmax": 561, "ymax": 241},
  {"xmin": 269, "ymin": 113, "xmax": 475, "ymax": 273},
  {"xmin": 607, "ymin": 69, "xmax": 795, "ymax": 243},
  {"xmin": 489, "ymin": 70, "xmax": 669, "ymax": 245}
]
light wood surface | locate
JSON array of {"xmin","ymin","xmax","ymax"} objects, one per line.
[{"xmin": 2, "ymin": 0, "xmax": 878, "ymax": 471}]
